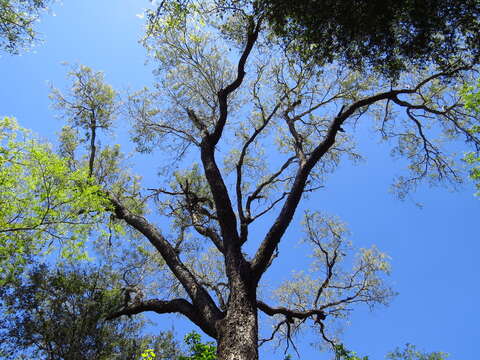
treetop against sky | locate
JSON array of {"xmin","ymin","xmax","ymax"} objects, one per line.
[{"xmin": 0, "ymin": 1, "xmax": 479, "ymax": 359}]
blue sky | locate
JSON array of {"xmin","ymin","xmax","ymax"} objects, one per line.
[{"xmin": 1, "ymin": 1, "xmax": 478, "ymax": 359}]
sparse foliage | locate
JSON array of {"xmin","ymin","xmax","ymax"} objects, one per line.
[
  {"xmin": 0, "ymin": 0, "xmax": 52, "ymax": 53},
  {"xmin": 50, "ymin": 65, "xmax": 119, "ymax": 177},
  {"xmin": 386, "ymin": 344, "xmax": 449, "ymax": 360}
]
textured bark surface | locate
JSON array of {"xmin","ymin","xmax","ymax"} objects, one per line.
[{"xmin": 216, "ymin": 289, "xmax": 258, "ymax": 360}]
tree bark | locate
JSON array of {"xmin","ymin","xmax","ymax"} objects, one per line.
[{"xmin": 216, "ymin": 286, "xmax": 258, "ymax": 360}]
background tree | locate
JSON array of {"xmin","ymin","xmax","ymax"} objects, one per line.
[
  {"xmin": 0, "ymin": 263, "xmax": 183, "ymax": 360},
  {"xmin": 0, "ymin": 66, "xmax": 142, "ymax": 284},
  {"xmin": 0, "ymin": 117, "xmax": 107, "ymax": 285},
  {"xmin": 50, "ymin": 64, "xmax": 119, "ymax": 177},
  {"xmin": 0, "ymin": 0, "xmax": 53, "ymax": 54}
]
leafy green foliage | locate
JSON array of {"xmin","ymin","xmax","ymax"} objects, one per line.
[
  {"xmin": 0, "ymin": 0, "xmax": 52, "ymax": 53},
  {"xmin": 464, "ymin": 151, "xmax": 480, "ymax": 195},
  {"xmin": 178, "ymin": 332, "xmax": 216, "ymax": 360},
  {"xmin": 334, "ymin": 344, "xmax": 369, "ymax": 360},
  {"xmin": 0, "ymin": 264, "xmax": 183, "ymax": 360},
  {"xmin": 461, "ymin": 79, "xmax": 480, "ymax": 113},
  {"xmin": 261, "ymin": 0, "xmax": 480, "ymax": 77},
  {"xmin": 0, "ymin": 66, "xmax": 143, "ymax": 284},
  {"xmin": 0, "ymin": 117, "xmax": 109, "ymax": 285},
  {"xmin": 141, "ymin": 348, "xmax": 158, "ymax": 360},
  {"xmin": 460, "ymin": 79, "xmax": 480, "ymax": 195},
  {"xmin": 139, "ymin": 331, "xmax": 217, "ymax": 360}
]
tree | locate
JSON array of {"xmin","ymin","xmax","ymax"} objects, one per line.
[
  {"xmin": 49, "ymin": 64, "xmax": 119, "ymax": 177},
  {"xmin": 0, "ymin": 263, "xmax": 183, "ymax": 360},
  {"xmin": 259, "ymin": 0, "xmax": 480, "ymax": 77},
  {"xmin": 4, "ymin": 1, "xmax": 480, "ymax": 360},
  {"xmin": 0, "ymin": 0, "xmax": 53, "ymax": 54}
]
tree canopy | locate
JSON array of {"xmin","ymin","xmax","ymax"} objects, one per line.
[
  {"xmin": 260, "ymin": 0, "xmax": 480, "ymax": 77},
  {"xmin": 0, "ymin": 0, "xmax": 53, "ymax": 54}
]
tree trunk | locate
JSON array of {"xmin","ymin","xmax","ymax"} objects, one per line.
[{"xmin": 216, "ymin": 286, "xmax": 258, "ymax": 360}]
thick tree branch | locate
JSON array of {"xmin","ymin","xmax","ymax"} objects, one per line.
[
  {"xmin": 235, "ymin": 68, "xmax": 305, "ymax": 243},
  {"xmin": 199, "ymin": 20, "xmax": 261, "ymax": 251},
  {"xmin": 106, "ymin": 298, "xmax": 218, "ymax": 338},
  {"xmin": 210, "ymin": 19, "xmax": 261, "ymax": 145},
  {"xmin": 257, "ymin": 300, "xmax": 326, "ymax": 321},
  {"xmin": 193, "ymin": 224, "xmax": 224, "ymax": 253},
  {"xmin": 200, "ymin": 144, "xmax": 240, "ymax": 246},
  {"xmin": 250, "ymin": 107, "xmax": 354, "ymax": 282},
  {"xmin": 108, "ymin": 195, "xmax": 223, "ymax": 330}
]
